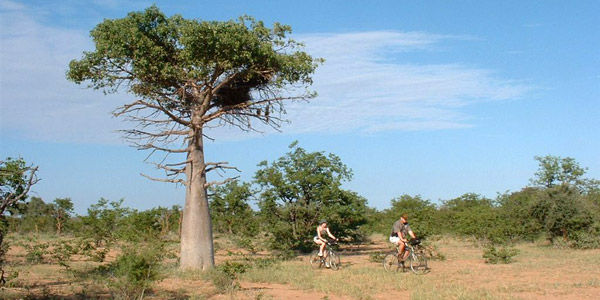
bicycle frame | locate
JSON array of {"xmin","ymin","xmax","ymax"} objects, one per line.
[
  {"xmin": 310, "ymin": 240, "xmax": 341, "ymax": 270},
  {"xmin": 383, "ymin": 240, "xmax": 429, "ymax": 275}
]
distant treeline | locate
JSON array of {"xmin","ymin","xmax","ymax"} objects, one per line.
[{"xmin": 4, "ymin": 147, "xmax": 600, "ymax": 251}]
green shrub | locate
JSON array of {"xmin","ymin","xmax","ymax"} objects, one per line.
[
  {"xmin": 49, "ymin": 240, "xmax": 76, "ymax": 269},
  {"xmin": 17, "ymin": 236, "xmax": 51, "ymax": 265},
  {"xmin": 483, "ymin": 246, "xmax": 519, "ymax": 264},
  {"xmin": 24, "ymin": 242, "xmax": 49, "ymax": 264},
  {"xmin": 232, "ymin": 236, "xmax": 260, "ymax": 254},
  {"xmin": 218, "ymin": 260, "xmax": 251, "ymax": 278},
  {"xmin": 369, "ymin": 251, "xmax": 386, "ymax": 263},
  {"xmin": 104, "ymin": 242, "xmax": 167, "ymax": 300},
  {"xmin": 422, "ymin": 243, "xmax": 446, "ymax": 261},
  {"xmin": 206, "ymin": 268, "xmax": 239, "ymax": 293},
  {"xmin": 567, "ymin": 222, "xmax": 600, "ymax": 249},
  {"xmin": 76, "ymin": 198, "xmax": 130, "ymax": 247},
  {"xmin": 250, "ymin": 257, "xmax": 280, "ymax": 269},
  {"xmin": 205, "ymin": 261, "xmax": 251, "ymax": 294}
]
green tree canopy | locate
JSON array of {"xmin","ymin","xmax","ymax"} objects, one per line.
[
  {"xmin": 495, "ymin": 188, "xmax": 543, "ymax": 242},
  {"xmin": 51, "ymin": 198, "xmax": 75, "ymax": 235},
  {"xmin": 1, "ymin": 158, "xmax": 39, "ymax": 215},
  {"xmin": 254, "ymin": 142, "xmax": 366, "ymax": 250},
  {"xmin": 530, "ymin": 185, "xmax": 599, "ymax": 247},
  {"xmin": 18, "ymin": 197, "xmax": 54, "ymax": 233},
  {"xmin": 530, "ymin": 155, "xmax": 598, "ymax": 192},
  {"xmin": 440, "ymin": 193, "xmax": 499, "ymax": 241},
  {"xmin": 378, "ymin": 194, "xmax": 439, "ymax": 239},
  {"xmin": 209, "ymin": 180, "xmax": 257, "ymax": 235}
]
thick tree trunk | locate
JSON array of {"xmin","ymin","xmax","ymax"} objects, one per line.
[{"xmin": 180, "ymin": 127, "xmax": 214, "ymax": 270}]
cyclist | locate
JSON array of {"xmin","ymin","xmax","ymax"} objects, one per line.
[
  {"xmin": 389, "ymin": 213, "xmax": 417, "ymax": 263},
  {"xmin": 314, "ymin": 219, "xmax": 337, "ymax": 267}
]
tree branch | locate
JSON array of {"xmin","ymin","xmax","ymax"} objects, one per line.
[
  {"xmin": 0, "ymin": 165, "xmax": 39, "ymax": 214},
  {"xmin": 140, "ymin": 173, "xmax": 186, "ymax": 185},
  {"xmin": 115, "ymin": 100, "xmax": 191, "ymax": 126},
  {"xmin": 204, "ymin": 176, "xmax": 240, "ymax": 189}
]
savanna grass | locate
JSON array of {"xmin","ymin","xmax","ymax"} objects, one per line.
[
  {"xmin": 242, "ymin": 260, "xmax": 425, "ymax": 299},
  {"xmin": 411, "ymin": 284, "xmax": 499, "ymax": 300}
]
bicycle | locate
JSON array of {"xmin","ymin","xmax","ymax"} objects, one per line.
[
  {"xmin": 309, "ymin": 239, "xmax": 341, "ymax": 270},
  {"xmin": 383, "ymin": 239, "xmax": 429, "ymax": 275}
]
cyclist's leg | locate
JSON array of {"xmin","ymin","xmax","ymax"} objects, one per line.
[
  {"xmin": 314, "ymin": 236, "xmax": 325, "ymax": 256},
  {"xmin": 389, "ymin": 236, "xmax": 403, "ymax": 263},
  {"xmin": 398, "ymin": 242, "xmax": 407, "ymax": 261},
  {"xmin": 320, "ymin": 243, "xmax": 327, "ymax": 256}
]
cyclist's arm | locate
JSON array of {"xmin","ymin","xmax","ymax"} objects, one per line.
[
  {"xmin": 326, "ymin": 228, "xmax": 336, "ymax": 240},
  {"xmin": 408, "ymin": 230, "xmax": 417, "ymax": 240}
]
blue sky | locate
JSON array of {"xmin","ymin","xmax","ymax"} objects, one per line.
[{"xmin": 1, "ymin": 0, "xmax": 599, "ymax": 215}]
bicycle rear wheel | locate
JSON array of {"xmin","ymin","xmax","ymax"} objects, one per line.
[
  {"xmin": 408, "ymin": 251, "xmax": 428, "ymax": 275},
  {"xmin": 383, "ymin": 253, "xmax": 400, "ymax": 272},
  {"xmin": 309, "ymin": 250, "xmax": 323, "ymax": 269},
  {"xmin": 328, "ymin": 251, "xmax": 341, "ymax": 270}
]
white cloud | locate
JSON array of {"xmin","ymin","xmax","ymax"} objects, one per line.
[
  {"xmin": 1, "ymin": 3, "xmax": 533, "ymax": 144},
  {"xmin": 0, "ymin": 0, "xmax": 128, "ymax": 144},
  {"xmin": 276, "ymin": 31, "xmax": 533, "ymax": 135}
]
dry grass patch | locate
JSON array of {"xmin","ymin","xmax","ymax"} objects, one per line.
[{"xmin": 3, "ymin": 234, "xmax": 600, "ymax": 299}]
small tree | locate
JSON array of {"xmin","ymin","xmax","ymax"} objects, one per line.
[
  {"xmin": 78, "ymin": 198, "xmax": 130, "ymax": 247},
  {"xmin": 254, "ymin": 142, "xmax": 365, "ymax": 251},
  {"xmin": 51, "ymin": 198, "xmax": 74, "ymax": 235},
  {"xmin": 528, "ymin": 156, "xmax": 600, "ymax": 247},
  {"xmin": 209, "ymin": 181, "xmax": 257, "ymax": 235},
  {"xmin": 0, "ymin": 157, "xmax": 39, "ymax": 285},
  {"xmin": 318, "ymin": 189, "xmax": 369, "ymax": 241},
  {"xmin": 67, "ymin": 6, "xmax": 321, "ymax": 270},
  {"xmin": 152, "ymin": 205, "xmax": 181, "ymax": 236},
  {"xmin": 530, "ymin": 185, "xmax": 597, "ymax": 247},
  {"xmin": 19, "ymin": 196, "xmax": 54, "ymax": 234},
  {"xmin": 530, "ymin": 155, "xmax": 598, "ymax": 192}
]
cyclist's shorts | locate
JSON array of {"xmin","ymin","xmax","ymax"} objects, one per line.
[
  {"xmin": 313, "ymin": 236, "xmax": 321, "ymax": 243},
  {"xmin": 389, "ymin": 236, "xmax": 400, "ymax": 244}
]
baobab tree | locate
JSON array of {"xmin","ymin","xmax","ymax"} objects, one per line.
[{"xmin": 67, "ymin": 6, "xmax": 322, "ymax": 270}]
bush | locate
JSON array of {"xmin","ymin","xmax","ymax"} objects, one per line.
[
  {"xmin": 567, "ymin": 222, "xmax": 600, "ymax": 249},
  {"xmin": 422, "ymin": 242, "xmax": 446, "ymax": 261},
  {"xmin": 206, "ymin": 261, "xmax": 251, "ymax": 294},
  {"xmin": 76, "ymin": 198, "xmax": 130, "ymax": 247},
  {"xmin": 369, "ymin": 251, "xmax": 386, "ymax": 263},
  {"xmin": 483, "ymin": 246, "xmax": 519, "ymax": 264},
  {"xmin": 206, "ymin": 268, "xmax": 238, "ymax": 293},
  {"xmin": 105, "ymin": 242, "xmax": 168, "ymax": 300},
  {"xmin": 376, "ymin": 195, "xmax": 440, "ymax": 239},
  {"xmin": 530, "ymin": 185, "xmax": 597, "ymax": 247},
  {"xmin": 24, "ymin": 242, "xmax": 49, "ymax": 264}
]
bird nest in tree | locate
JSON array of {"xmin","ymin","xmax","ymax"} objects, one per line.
[{"xmin": 212, "ymin": 71, "xmax": 272, "ymax": 107}]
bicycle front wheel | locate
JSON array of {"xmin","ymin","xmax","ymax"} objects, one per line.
[
  {"xmin": 309, "ymin": 250, "xmax": 323, "ymax": 269},
  {"xmin": 328, "ymin": 251, "xmax": 341, "ymax": 270},
  {"xmin": 383, "ymin": 253, "xmax": 400, "ymax": 272},
  {"xmin": 409, "ymin": 251, "xmax": 428, "ymax": 275}
]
